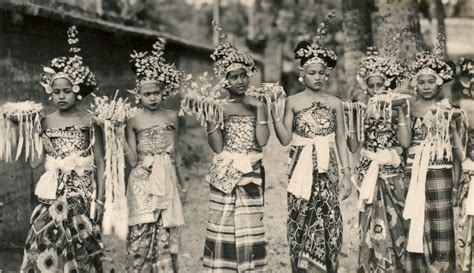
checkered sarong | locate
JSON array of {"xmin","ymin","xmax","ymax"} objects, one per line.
[
  {"xmin": 203, "ymin": 165, "xmax": 267, "ymax": 272},
  {"xmin": 405, "ymin": 168, "xmax": 456, "ymax": 272}
]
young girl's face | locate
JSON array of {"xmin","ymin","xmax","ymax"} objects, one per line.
[
  {"xmin": 226, "ymin": 68, "xmax": 249, "ymax": 96},
  {"xmin": 139, "ymin": 82, "xmax": 163, "ymax": 110},
  {"xmin": 51, "ymin": 78, "xmax": 78, "ymax": 111},
  {"xmin": 416, "ymin": 74, "xmax": 441, "ymax": 100},
  {"xmin": 303, "ymin": 63, "xmax": 327, "ymax": 91},
  {"xmin": 366, "ymin": 76, "xmax": 386, "ymax": 97}
]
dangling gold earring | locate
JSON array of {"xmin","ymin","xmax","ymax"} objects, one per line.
[
  {"xmin": 77, "ymin": 95, "xmax": 82, "ymax": 100},
  {"xmin": 48, "ymin": 96, "xmax": 52, "ymax": 101},
  {"xmin": 298, "ymin": 77, "xmax": 304, "ymax": 83},
  {"xmin": 135, "ymin": 96, "xmax": 140, "ymax": 104}
]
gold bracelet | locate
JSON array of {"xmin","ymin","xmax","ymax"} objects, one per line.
[
  {"xmin": 398, "ymin": 123, "xmax": 407, "ymax": 127},
  {"xmin": 258, "ymin": 120, "xmax": 269, "ymax": 125},
  {"xmin": 95, "ymin": 199, "xmax": 105, "ymax": 207},
  {"xmin": 273, "ymin": 117, "xmax": 282, "ymax": 123},
  {"xmin": 207, "ymin": 126, "xmax": 219, "ymax": 134}
]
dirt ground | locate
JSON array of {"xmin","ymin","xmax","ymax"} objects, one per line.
[{"xmin": 0, "ymin": 125, "xmax": 359, "ymax": 272}]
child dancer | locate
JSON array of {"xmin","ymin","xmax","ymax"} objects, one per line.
[
  {"xmin": 403, "ymin": 33, "xmax": 462, "ymax": 272},
  {"xmin": 348, "ymin": 42, "xmax": 411, "ymax": 272},
  {"xmin": 124, "ymin": 38, "xmax": 187, "ymax": 272},
  {"xmin": 270, "ymin": 11, "xmax": 352, "ymax": 273},
  {"xmin": 20, "ymin": 26, "xmax": 105, "ymax": 272},
  {"xmin": 200, "ymin": 22, "xmax": 270, "ymax": 272}
]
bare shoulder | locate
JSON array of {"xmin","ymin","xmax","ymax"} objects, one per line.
[
  {"xmin": 323, "ymin": 95, "xmax": 343, "ymax": 109},
  {"xmin": 42, "ymin": 111, "xmax": 58, "ymax": 129}
]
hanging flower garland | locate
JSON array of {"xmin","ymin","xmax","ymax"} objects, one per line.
[{"xmin": 89, "ymin": 90, "xmax": 137, "ymax": 240}]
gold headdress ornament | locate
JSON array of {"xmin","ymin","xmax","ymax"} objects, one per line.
[
  {"xmin": 210, "ymin": 20, "xmax": 256, "ymax": 82},
  {"xmin": 40, "ymin": 26, "xmax": 98, "ymax": 100},
  {"xmin": 294, "ymin": 10, "xmax": 338, "ymax": 70},
  {"xmin": 356, "ymin": 27, "xmax": 409, "ymax": 91},
  {"xmin": 409, "ymin": 33, "xmax": 454, "ymax": 87},
  {"xmin": 128, "ymin": 37, "xmax": 188, "ymax": 100}
]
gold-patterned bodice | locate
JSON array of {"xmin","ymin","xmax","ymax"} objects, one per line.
[
  {"xmin": 42, "ymin": 126, "xmax": 93, "ymax": 159},
  {"xmin": 222, "ymin": 115, "xmax": 261, "ymax": 154},
  {"xmin": 136, "ymin": 123, "xmax": 175, "ymax": 159},
  {"xmin": 293, "ymin": 102, "xmax": 337, "ymax": 138}
]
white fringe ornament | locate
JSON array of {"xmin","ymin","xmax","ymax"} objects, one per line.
[
  {"xmin": 343, "ymin": 101, "xmax": 366, "ymax": 143},
  {"xmin": 0, "ymin": 101, "xmax": 43, "ymax": 162},
  {"xmin": 89, "ymin": 90, "xmax": 137, "ymax": 240},
  {"xmin": 179, "ymin": 72, "xmax": 227, "ymax": 128},
  {"xmin": 422, "ymin": 99, "xmax": 467, "ymax": 162}
]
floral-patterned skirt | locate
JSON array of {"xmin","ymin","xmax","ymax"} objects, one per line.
[
  {"xmin": 20, "ymin": 194, "xmax": 103, "ymax": 272},
  {"xmin": 357, "ymin": 173, "xmax": 407, "ymax": 272},
  {"xmin": 455, "ymin": 171, "xmax": 474, "ymax": 272},
  {"xmin": 287, "ymin": 145, "xmax": 342, "ymax": 273},
  {"xmin": 126, "ymin": 214, "xmax": 179, "ymax": 273},
  {"xmin": 287, "ymin": 176, "xmax": 342, "ymax": 273}
]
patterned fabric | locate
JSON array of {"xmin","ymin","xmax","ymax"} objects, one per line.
[
  {"xmin": 222, "ymin": 115, "xmax": 262, "ymax": 154},
  {"xmin": 21, "ymin": 126, "xmax": 103, "ymax": 272},
  {"xmin": 203, "ymin": 114, "xmax": 267, "ymax": 272},
  {"xmin": 287, "ymin": 102, "xmax": 342, "ymax": 273},
  {"xmin": 455, "ymin": 131, "xmax": 474, "ymax": 273},
  {"xmin": 356, "ymin": 116, "xmax": 407, "ymax": 272},
  {"xmin": 127, "ymin": 123, "xmax": 181, "ymax": 225},
  {"xmin": 456, "ymin": 169, "xmax": 474, "ymax": 272},
  {"xmin": 406, "ymin": 117, "xmax": 452, "ymax": 169},
  {"xmin": 405, "ymin": 168, "xmax": 455, "ymax": 273},
  {"xmin": 126, "ymin": 123, "xmax": 182, "ymax": 272},
  {"xmin": 126, "ymin": 216, "xmax": 179, "ymax": 273}
]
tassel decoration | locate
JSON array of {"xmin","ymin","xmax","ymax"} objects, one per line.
[{"xmin": 0, "ymin": 101, "xmax": 43, "ymax": 162}]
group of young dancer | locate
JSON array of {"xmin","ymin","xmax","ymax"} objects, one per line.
[{"xmin": 10, "ymin": 12, "xmax": 473, "ymax": 273}]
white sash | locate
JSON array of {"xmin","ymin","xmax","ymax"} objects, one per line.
[{"xmin": 287, "ymin": 133, "xmax": 335, "ymax": 200}]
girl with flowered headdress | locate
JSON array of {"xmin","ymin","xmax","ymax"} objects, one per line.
[
  {"xmin": 403, "ymin": 33, "xmax": 466, "ymax": 272},
  {"xmin": 347, "ymin": 29, "xmax": 412, "ymax": 272},
  {"xmin": 20, "ymin": 25, "xmax": 105, "ymax": 272},
  {"xmin": 454, "ymin": 58, "xmax": 474, "ymax": 272},
  {"xmin": 269, "ymin": 11, "xmax": 352, "ymax": 272},
  {"xmin": 123, "ymin": 37, "xmax": 188, "ymax": 272},
  {"xmin": 195, "ymin": 20, "xmax": 270, "ymax": 272}
]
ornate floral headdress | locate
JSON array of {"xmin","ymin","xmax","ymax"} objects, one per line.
[
  {"xmin": 40, "ymin": 26, "xmax": 98, "ymax": 100},
  {"xmin": 356, "ymin": 29, "xmax": 408, "ymax": 91},
  {"xmin": 409, "ymin": 33, "xmax": 455, "ymax": 87},
  {"xmin": 294, "ymin": 10, "xmax": 338, "ymax": 70},
  {"xmin": 210, "ymin": 20, "xmax": 256, "ymax": 82},
  {"xmin": 129, "ymin": 37, "xmax": 186, "ymax": 99},
  {"xmin": 459, "ymin": 58, "xmax": 473, "ymax": 99}
]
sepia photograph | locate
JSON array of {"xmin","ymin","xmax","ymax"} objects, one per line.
[{"xmin": 0, "ymin": 0, "xmax": 473, "ymax": 272}]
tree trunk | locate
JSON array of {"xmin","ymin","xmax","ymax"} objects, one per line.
[
  {"xmin": 341, "ymin": 0, "xmax": 373, "ymax": 100},
  {"xmin": 372, "ymin": 0, "xmax": 424, "ymax": 63},
  {"xmin": 430, "ymin": 0, "xmax": 446, "ymax": 48}
]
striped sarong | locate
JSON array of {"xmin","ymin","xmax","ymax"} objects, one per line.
[
  {"xmin": 203, "ymin": 165, "xmax": 267, "ymax": 272},
  {"xmin": 405, "ymin": 168, "xmax": 456, "ymax": 272}
]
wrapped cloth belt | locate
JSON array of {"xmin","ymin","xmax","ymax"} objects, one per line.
[
  {"xmin": 357, "ymin": 148, "xmax": 401, "ymax": 211},
  {"xmin": 35, "ymin": 153, "xmax": 94, "ymax": 200},
  {"xmin": 287, "ymin": 133, "xmax": 335, "ymax": 201},
  {"xmin": 142, "ymin": 152, "xmax": 173, "ymax": 197},
  {"xmin": 403, "ymin": 141, "xmax": 434, "ymax": 253}
]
